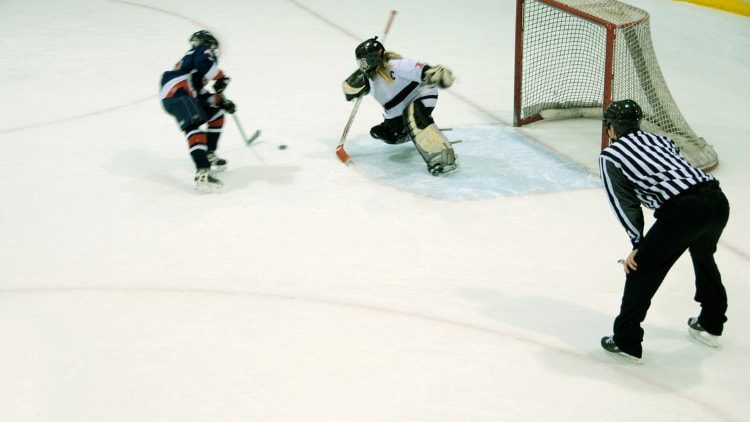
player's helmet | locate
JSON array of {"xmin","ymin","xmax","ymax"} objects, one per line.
[
  {"xmin": 189, "ymin": 30, "xmax": 219, "ymax": 50},
  {"xmin": 355, "ymin": 37, "xmax": 385, "ymax": 74},
  {"xmin": 603, "ymin": 99, "xmax": 643, "ymax": 136}
]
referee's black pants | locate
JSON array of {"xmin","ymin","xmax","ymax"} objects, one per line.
[{"xmin": 613, "ymin": 181, "xmax": 729, "ymax": 358}]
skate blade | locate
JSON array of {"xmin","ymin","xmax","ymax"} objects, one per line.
[
  {"xmin": 194, "ymin": 183, "xmax": 223, "ymax": 193},
  {"xmin": 603, "ymin": 349, "xmax": 642, "ymax": 364},
  {"xmin": 688, "ymin": 327, "xmax": 720, "ymax": 348},
  {"xmin": 432, "ymin": 165, "xmax": 460, "ymax": 176},
  {"xmin": 246, "ymin": 130, "xmax": 261, "ymax": 146}
]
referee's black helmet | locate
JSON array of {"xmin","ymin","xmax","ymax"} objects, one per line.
[{"xmin": 603, "ymin": 99, "xmax": 643, "ymax": 137}]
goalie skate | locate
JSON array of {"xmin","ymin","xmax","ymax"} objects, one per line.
[{"xmin": 429, "ymin": 161, "xmax": 460, "ymax": 176}]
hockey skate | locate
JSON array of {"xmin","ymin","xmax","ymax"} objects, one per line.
[
  {"xmin": 429, "ymin": 161, "xmax": 460, "ymax": 176},
  {"xmin": 370, "ymin": 124, "xmax": 410, "ymax": 145},
  {"xmin": 600, "ymin": 336, "xmax": 641, "ymax": 362},
  {"xmin": 426, "ymin": 150, "xmax": 459, "ymax": 176},
  {"xmin": 194, "ymin": 168, "xmax": 223, "ymax": 192},
  {"xmin": 207, "ymin": 152, "xmax": 227, "ymax": 172},
  {"xmin": 687, "ymin": 317, "xmax": 720, "ymax": 348}
]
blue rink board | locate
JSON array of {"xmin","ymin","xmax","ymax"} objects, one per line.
[{"xmin": 347, "ymin": 125, "xmax": 600, "ymax": 200}]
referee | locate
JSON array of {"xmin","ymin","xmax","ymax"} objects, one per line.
[{"xmin": 598, "ymin": 99, "xmax": 730, "ymax": 361}]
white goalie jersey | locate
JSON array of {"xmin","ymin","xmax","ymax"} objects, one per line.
[{"xmin": 369, "ymin": 58, "xmax": 438, "ymax": 119}]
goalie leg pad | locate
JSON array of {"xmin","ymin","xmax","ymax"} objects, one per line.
[{"xmin": 403, "ymin": 102, "xmax": 456, "ymax": 173}]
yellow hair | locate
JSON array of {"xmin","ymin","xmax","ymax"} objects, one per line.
[{"xmin": 374, "ymin": 51, "xmax": 402, "ymax": 82}]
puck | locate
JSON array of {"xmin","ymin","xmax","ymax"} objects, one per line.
[{"xmin": 278, "ymin": 144, "xmax": 287, "ymax": 150}]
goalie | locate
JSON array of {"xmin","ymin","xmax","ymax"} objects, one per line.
[{"xmin": 342, "ymin": 37, "xmax": 457, "ymax": 175}]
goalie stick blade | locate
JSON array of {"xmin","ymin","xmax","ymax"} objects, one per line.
[
  {"xmin": 245, "ymin": 129, "xmax": 261, "ymax": 146},
  {"xmin": 336, "ymin": 144, "xmax": 350, "ymax": 164}
]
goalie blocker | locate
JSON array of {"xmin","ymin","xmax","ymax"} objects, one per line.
[{"xmin": 403, "ymin": 100, "xmax": 457, "ymax": 175}]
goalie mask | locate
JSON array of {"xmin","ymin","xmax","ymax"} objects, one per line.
[
  {"xmin": 603, "ymin": 99, "xmax": 643, "ymax": 137},
  {"xmin": 355, "ymin": 37, "xmax": 385, "ymax": 74}
]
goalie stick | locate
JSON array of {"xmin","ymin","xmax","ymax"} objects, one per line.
[
  {"xmin": 335, "ymin": 95, "xmax": 362, "ymax": 163},
  {"xmin": 336, "ymin": 9, "xmax": 398, "ymax": 164}
]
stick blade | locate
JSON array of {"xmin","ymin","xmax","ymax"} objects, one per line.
[
  {"xmin": 245, "ymin": 130, "xmax": 261, "ymax": 146},
  {"xmin": 335, "ymin": 145, "xmax": 350, "ymax": 164}
]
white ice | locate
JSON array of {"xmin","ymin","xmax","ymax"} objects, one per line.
[{"xmin": 1, "ymin": 0, "xmax": 749, "ymax": 421}]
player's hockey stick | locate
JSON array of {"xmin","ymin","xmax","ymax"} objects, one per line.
[
  {"xmin": 221, "ymin": 94, "xmax": 261, "ymax": 146},
  {"xmin": 232, "ymin": 113, "xmax": 261, "ymax": 146},
  {"xmin": 336, "ymin": 9, "xmax": 398, "ymax": 164}
]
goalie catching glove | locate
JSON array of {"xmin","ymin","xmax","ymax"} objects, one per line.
[
  {"xmin": 422, "ymin": 65, "xmax": 454, "ymax": 88},
  {"xmin": 342, "ymin": 69, "xmax": 370, "ymax": 101}
]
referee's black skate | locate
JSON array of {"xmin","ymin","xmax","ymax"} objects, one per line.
[
  {"xmin": 601, "ymin": 336, "xmax": 641, "ymax": 362},
  {"xmin": 688, "ymin": 317, "xmax": 720, "ymax": 348}
]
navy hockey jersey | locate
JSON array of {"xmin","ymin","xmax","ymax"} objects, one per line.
[{"xmin": 160, "ymin": 45, "xmax": 226, "ymax": 100}]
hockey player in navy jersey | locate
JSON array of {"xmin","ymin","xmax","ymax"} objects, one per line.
[
  {"xmin": 342, "ymin": 37, "xmax": 457, "ymax": 175},
  {"xmin": 160, "ymin": 30, "xmax": 235, "ymax": 191}
]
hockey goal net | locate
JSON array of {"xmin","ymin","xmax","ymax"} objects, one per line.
[{"xmin": 513, "ymin": 0, "xmax": 718, "ymax": 170}]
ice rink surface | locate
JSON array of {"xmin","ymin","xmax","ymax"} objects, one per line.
[{"xmin": 1, "ymin": 0, "xmax": 749, "ymax": 420}]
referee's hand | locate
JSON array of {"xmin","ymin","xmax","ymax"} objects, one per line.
[{"xmin": 622, "ymin": 249, "xmax": 638, "ymax": 274}]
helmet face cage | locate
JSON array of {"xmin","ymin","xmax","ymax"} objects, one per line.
[
  {"xmin": 355, "ymin": 37, "xmax": 384, "ymax": 73},
  {"xmin": 190, "ymin": 30, "xmax": 219, "ymax": 51},
  {"xmin": 356, "ymin": 57, "xmax": 373, "ymax": 73}
]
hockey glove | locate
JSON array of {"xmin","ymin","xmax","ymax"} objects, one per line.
[
  {"xmin": 221, "ymin": 98, "xmax": 236, "ymax": 114},
  {"xmin": 342, "ymin": 69, "xmax": 370, "ymax": 101},
  {"xmin": 214, "ymin": 76, "xmax": 231, "ymax": 93},
  {"xmin": 422, "ymin": 65, "xmax": 454, "ymax": 88}
]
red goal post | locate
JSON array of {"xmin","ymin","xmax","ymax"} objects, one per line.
[{"xmin": 513, "ymin": 0, "xmax": 718, "ymax": 171}]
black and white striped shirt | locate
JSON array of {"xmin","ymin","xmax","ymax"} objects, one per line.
[{"xmin": 599, "ymin": 130, "xmax": 715, "ymax": 247}]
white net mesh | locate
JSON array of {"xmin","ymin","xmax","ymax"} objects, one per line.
[{"xmin": 516, "ymin": 0, "xmax": 718, "ymax": 170}]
